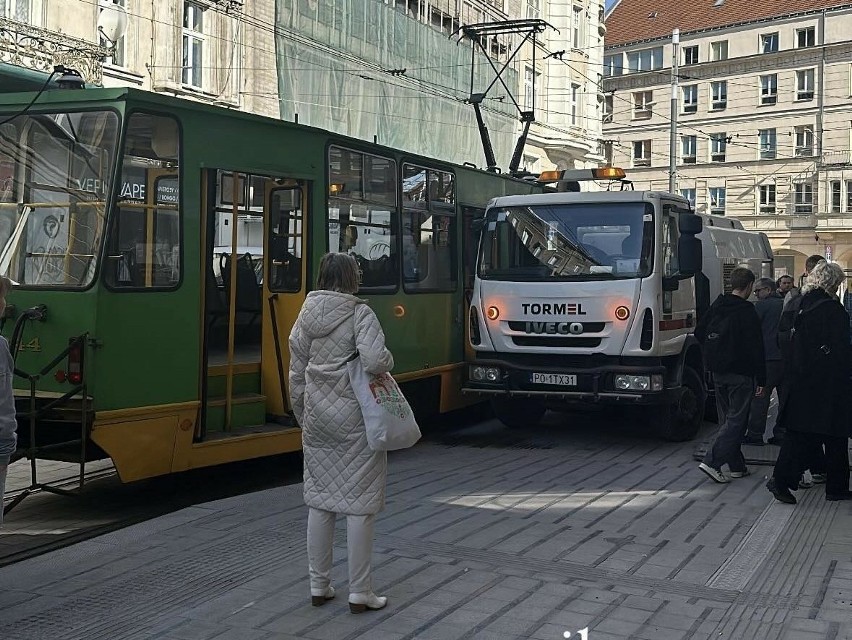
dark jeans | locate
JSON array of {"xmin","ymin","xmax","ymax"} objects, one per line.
[
  {"xmin": 747, "ymin": 360, "xmax": 785, "ymax": 440},
  {"xmin": 703, "ymin": 373, "xmax": 754, "ymax": 473},
  {"xmin": 773, "ymin": 431, "xmax": 850, "ymax": 495}
]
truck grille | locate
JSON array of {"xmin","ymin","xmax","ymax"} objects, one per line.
[
  {"xmin": 507, "ymin": 321, "xmax": 606, "ymax": 333},
  {"xmin": 511, "ymin": 336, "xmax": 602, "ymax": 348}
]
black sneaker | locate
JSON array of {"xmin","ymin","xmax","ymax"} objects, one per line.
[
  {"xmin": 742, "ymin": 435, "xmax": 765, "ymax": 446},
  {"xmin": 766, "ymin": 478, "xmax": 797, "ymax": 504}
]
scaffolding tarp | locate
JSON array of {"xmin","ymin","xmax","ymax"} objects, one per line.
[{"xmin": 275, "ymin": 0, "xmax": 518, "ymax": 168}]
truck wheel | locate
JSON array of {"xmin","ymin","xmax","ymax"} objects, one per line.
[
  {"xmin": 491, "ymin": 397, "xmax": 545, "ymax": 429},
  {"xmin": 657, "ymin": 367, "xmax": 705, "ymax": 442}
]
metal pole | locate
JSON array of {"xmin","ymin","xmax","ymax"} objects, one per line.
[{"xmin": 669, "ymin": 28, "xmax": 680, "ymax": 194}]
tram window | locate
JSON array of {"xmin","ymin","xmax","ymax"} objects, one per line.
[
  {"xmin": 328, "ymin": 146, "xmax": 397, "ymax": 291},
  {"xmin": 0, "ymin": 112, "xmax": 119, "ymax": 288},
  {"xmin": 401, "ymin": 164, "xmax": 456, "ymax": 293},
  {"xmin": 268, "ymin": 187, "xmax": 303, "ymax": 292},
  {"xmin": 104, "ymin": 113, "xmax": 181, "ymax": 290}
]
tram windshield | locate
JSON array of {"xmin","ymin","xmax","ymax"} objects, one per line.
[
  {"xmin": 478, "ymin": 202, "xmax": 654, "ymax": 281},
  {"xmin": 0, "ymin": 111, "xmax": 120, "ymax": 287}
]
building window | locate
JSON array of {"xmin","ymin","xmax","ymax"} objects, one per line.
[
  {"xmin": 603, "ymin": 141, "xmax": 614, "ymax": 165},
  {"xmin": 795, "ymin": 125, "xmax": 814, "ymax": 156},
  {"xmin": 632, "ymin": 91, "xmax": 653, "ymax": 119},
  {"xmin": 99, "ymin": 0, "xmax": 126, "ymax": 67},
  {"xmin": 761, "ymin": 32, "xmax": 779, "ymax": 54},
  {"xmin": 759, "ymin": 128, "xmax": 776, "ymax": 160},
  {"xmin": 759, "ymin": 185, "xmax": 776, "ymax": 214},
  {"xmin": 760, "ymin": 74, "xmax": 778, "ymax": 105},
  {"xmin": 182, "ymin": 1, "xmax": 204, "ymax": 88},
  {"xmin": 603, "ymin": 94, "xmax": 613, "ymax": 123},
  {"xmin": 682, "ymin": 85, "xmax": 698, "ymax": 114},
  {"xmin": 603, "ymin": 54, "xmax": 623, "ymax": 77},
  {"xmin": 710, "ymin": 133, "xmax": 727, "ymax": 162},
  {"xmin": 711, "ymin": 81, "xmax": 727, "ymax": 110},
  {"xmin": 796, "ymin": 26, "xmax": 815, "ymax": 48},
  {"xmin": 1, "ymin": 0, "xmax": 31, "ymax": 22},
  {"xmin": 680, "ymin": 189, "xmax": 696, "ymax": 207},
  {"xmin": 633, "ymin": 140, "xmax": 651, "ymax": 167},
  {"xmin": 846, "ymin": 181, "xmax": 852, "ymax": 211},
  {"xmin": 681, "ymin": 135, "xmax": 697, "ymax": 164},
  {"xmin": 572, "ymin": 5, "xmax": 584, "ymax": 50},
  {"xmin": 523, "ymin": 66, "xmax": 537, "ymax": 110},
  {"xmin": 570, "ymin": 83, "xmax": 581, "ymax": 126},
  {"xmin": 683, "ymin": 45, "xmax": 699, "ymax": 66},
  {"xmin": 796, "ymin": 69, "xmax": 815, "ymax": 101},
  {"xmin": 710, "ymin": 187, "xmax": 726, "ymax": 216},
  {"xmin": 794, "ymin": 183, "xmax": 813, "ymax": 214},
  {"xmin": 627, "ymin": 46, "xmax": 663, "ymax": 73},
  {"xmin": 831, "ymin": 181, "xmax": 842, "ymax": 213},
  {"xmin": 711, "ymin": 40, "xmax": 728, "ymax": 61},
  {"xmin": 525, "ymin": 0, "xmax": 540, "ymax": 19}
]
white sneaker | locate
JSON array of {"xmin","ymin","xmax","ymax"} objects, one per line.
[
  {"xmin": 349, "ymin": 592, "xmax": 388, "ymax": 614},
  {"xmin": 799, "ymin": 471, "xmax": 814, "ymax": 489},
  {"xmin": 699, "ymin": 463, "xmax": 730, "ymax": 484}
]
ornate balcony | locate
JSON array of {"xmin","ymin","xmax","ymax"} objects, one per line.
[{"xmin": 0, "ymin": 17, "xmax": 107, "ymax": 85}]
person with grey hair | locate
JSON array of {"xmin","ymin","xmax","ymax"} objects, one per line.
[
  {"xmin": 768, "ymin": 261, "xmax": 852, "ymax": 503},
  {"xmin": 0, "ymin": 276, "xmax": 16, "ymax": 528},
  {"xmin": 743, "ymin": 277, "xmax": 786, "ymax": 446},
  {"xmin": 289, "ymin": 253, "xmax": 394, "ymax": 613}
]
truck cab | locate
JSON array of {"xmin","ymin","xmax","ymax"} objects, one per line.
[{"xmin": 464, "ymin": 187, "xmax": 772, "ymax": 441}]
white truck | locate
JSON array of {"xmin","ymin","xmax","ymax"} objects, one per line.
[{"xmin": 464, "ymin": 185, "xmax": 773, "ymax": 441}]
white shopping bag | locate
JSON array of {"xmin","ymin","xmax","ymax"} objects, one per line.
[{"xmin": 347, "ymin": 358, "xmax": 421, "ymax": 451}]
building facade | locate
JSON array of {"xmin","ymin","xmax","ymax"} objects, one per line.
[
  {"xmin": 603, "ymin": 0, "xmax": 852, "ymax": 277},
  {"xmin": 1, "ymin": 0, "xmax": 603, "ymax": 171}
]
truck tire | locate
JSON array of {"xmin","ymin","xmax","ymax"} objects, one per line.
[
  {"xmin": 491, "ymin": 397, "xmax": 545, "ymax": 429},
  {"xmin": 656, "ymin": 367, "xmax": 705, "ymax": 442}
]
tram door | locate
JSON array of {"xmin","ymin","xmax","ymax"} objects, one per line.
[{"xmin": 200, "ymin": 171, "xmax": 306, "ymax": 438}]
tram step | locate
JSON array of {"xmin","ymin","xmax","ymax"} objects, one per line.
[{"xmin": 205, "ymin": 393, "xmax": 267, "ymax": 432}]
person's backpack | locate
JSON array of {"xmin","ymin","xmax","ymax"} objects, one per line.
[
  {"xmin": 777, "ymin": 293, "xmax": 804, "ymax": 362},
  {"xmin": 703, "ymin": 309, "xmax": 737, "ymax": 373},
  {"xmin": 789, "ymin": 298, "xmax": 835, "ymax": 372}
]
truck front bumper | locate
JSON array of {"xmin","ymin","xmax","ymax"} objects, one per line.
[{"xmin": 462, "ymin": 357, "xmax": 677, "ymax": 405}]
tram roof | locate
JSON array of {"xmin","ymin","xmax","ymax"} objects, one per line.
[{"xmin": 0, "ymin": 86, "xmax": 538, "ymax": 186}]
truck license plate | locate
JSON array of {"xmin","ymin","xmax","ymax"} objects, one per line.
[{"xmin": 530, "ymin": 373, "xmax": 577, "ymax": 386}]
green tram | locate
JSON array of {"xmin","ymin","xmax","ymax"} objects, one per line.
[{"xmin": 0, "ymin": 87, "xmax": 542, "ymax": 483}]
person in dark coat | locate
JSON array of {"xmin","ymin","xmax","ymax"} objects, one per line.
[
  {"xmin": 768, "ymin": 261, "xmax": 852, "ymax": 504},
  {"xmin": 743, "ymin": 278, "xmax": 785, "ymax": 446},
  {"xmin": 696, "ymin": 267, "xmax": 766, "ymax": 484}
]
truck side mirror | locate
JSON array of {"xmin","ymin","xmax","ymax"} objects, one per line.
[
  {"xmin": 679, "ymin": 212, "xmax": 703, "ymax": 235},
  {"xmin": 678, "ymin": 236, "xmax": 703, "ymax": 275}
]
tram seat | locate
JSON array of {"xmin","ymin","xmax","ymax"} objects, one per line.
[
  {"xmin": 206, "ymin": 263, "xmax": 227, "ymax": 330},
  {"xmin": 221, "ymin": 252, "xmax": 262, "ymax": 324}
]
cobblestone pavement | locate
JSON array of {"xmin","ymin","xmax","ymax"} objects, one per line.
[{"xmin": 1, "ymin": 411, "xmax": 851, "ymax": 639}]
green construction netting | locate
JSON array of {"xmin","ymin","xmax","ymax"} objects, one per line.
[{"xmin": 275, "ymin": 0, "xmax": 518, "ymax": 169}]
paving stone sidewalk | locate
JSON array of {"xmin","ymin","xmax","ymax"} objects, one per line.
[{"xmin": 1, "ymin": 434, "xmax": 851, "ymax": 640}]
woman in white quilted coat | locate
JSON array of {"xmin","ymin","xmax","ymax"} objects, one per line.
[{"xmin": 289, "ymin": 253, "xmax": 394, "ymax": 614}]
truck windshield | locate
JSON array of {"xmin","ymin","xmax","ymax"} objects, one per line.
[
  {"xmin": 0, "ymin": 110, "xmax": 120, "ymax": 287},
  {"xmin": 478, "ymin": 202, "xmax": 654, "ymax": 281}
]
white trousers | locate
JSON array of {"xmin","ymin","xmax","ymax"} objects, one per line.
[{"xmin": 307, "ymin": 507, "xmax": 375, "ymax": 596}]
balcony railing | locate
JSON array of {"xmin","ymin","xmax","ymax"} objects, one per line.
[
  {"xmin": 819, "ymin": 150, "xmax": 852, "ymax": 167},
  {"xmin": 0, "ymin": 17, "xmax": 106, "ymax": 85}
]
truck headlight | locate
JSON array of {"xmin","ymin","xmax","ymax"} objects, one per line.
[
  {"xmin": 614, "ymin": 374, "xmax": 663, "ymax": 391},
  {"xmin": 470, "ymin": 365, "xmax": 501, "ymax": 382}
]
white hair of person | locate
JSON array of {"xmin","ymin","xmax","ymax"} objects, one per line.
[{"xmin": 801, "ymin": 260, "xmax": 844, "ymax": 297}]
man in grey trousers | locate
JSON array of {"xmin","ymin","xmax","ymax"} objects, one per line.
[
  {"xmin": 695, "ymin": 267, "xmax": 766, "ymax": 483},
  {"xmin": 743, "ymin": 277, "xmax": 785, "ymax": 446}
]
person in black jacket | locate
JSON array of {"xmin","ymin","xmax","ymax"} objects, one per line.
[
  {"xmin": 768, "ymin": 261, "xmax": 852, "ymax": 504},
  {"xmin": 695, "ymin": 267, "xmax": 766, "ymax": 484}
]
